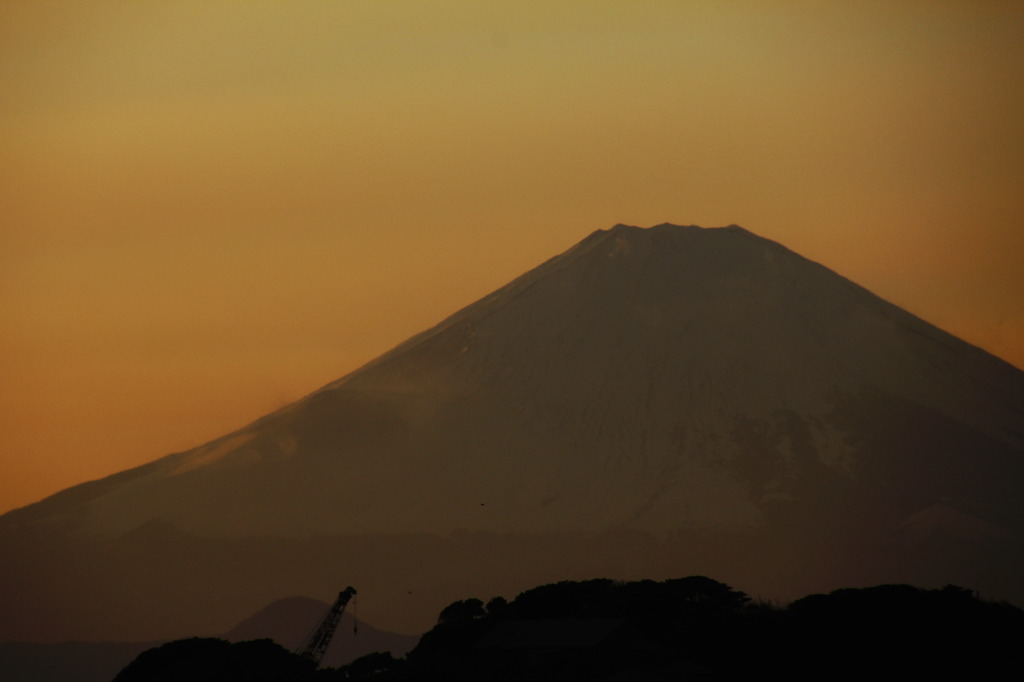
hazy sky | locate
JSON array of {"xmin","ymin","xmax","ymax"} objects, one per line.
[{"xmin": 2, "ymin": 1, "xmax": 1023, "ymax": 515}]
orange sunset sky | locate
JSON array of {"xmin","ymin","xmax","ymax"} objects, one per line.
[{"xmin": 2, "ymin": 1, "xmax": 1023, "ymax": 516}]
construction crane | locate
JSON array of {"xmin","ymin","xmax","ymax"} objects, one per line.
[{"xmin": 295, "ymin": 586, "xmax": 357, "ymax": 666}]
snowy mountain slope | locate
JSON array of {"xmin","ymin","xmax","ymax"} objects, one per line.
[{"xmin": 2, "ymin": 223, "xmax": 1022, "ymax": 641}]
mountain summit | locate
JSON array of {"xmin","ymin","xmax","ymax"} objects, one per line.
[{"xmin": 3, "ymin": 223, "xmax": 1023, "ymax": 641}]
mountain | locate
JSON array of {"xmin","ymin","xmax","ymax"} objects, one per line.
[{"xmin": 2, "ymin": 223, "xmax": 1022, "ymax": 643}]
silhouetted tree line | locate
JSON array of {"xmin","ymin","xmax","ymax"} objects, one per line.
[{"xmin": 115, "ymin": 577, "xmax": 1024, "ymax": 681}]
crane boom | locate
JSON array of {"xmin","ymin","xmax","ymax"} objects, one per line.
[{"xmin": 295, "ymin": 586, "xmax": 357, "ymax": 666}]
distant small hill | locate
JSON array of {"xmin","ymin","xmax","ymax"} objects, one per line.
[
  {"xmin": 0, "ymin": 597, "xmax": 415, "ymax": 682},
  {"xmin": 223, "ymin": 595, "xmax": 419, "ymax": 666}
]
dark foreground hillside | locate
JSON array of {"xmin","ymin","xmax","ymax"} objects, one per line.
[{"xmin": 115, "ymin": 577, "xmax": 1024, "ymax": 681}]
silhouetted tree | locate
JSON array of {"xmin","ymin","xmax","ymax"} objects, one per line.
[
  {"xmin": 335, "ymin": 651, "xmax": 405, "ymax": 681},
  {"xmin": 783, "ymin": 583, "xmax": 1024, "ymax": 680},
  {"xmin": 485, "ymin": 595, "xmax": 509, "ymax": 617},
  {"xmin": 437, "ymin": 598, "xmax": 486, "ymax": 624}
]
